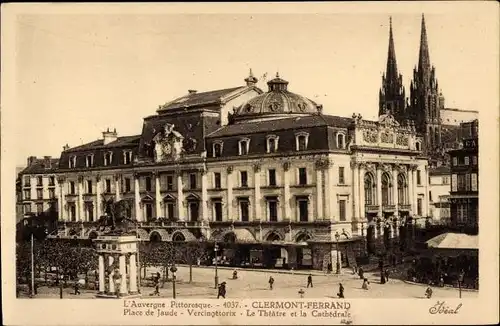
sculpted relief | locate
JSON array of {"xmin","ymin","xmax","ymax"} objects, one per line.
[
  {"xmin": 396, "ymin": 134, "xmax": 409, "ymax": 147},
  {"xmin": 380, "ymin": 131, "xmax": 394, "ymax": 144},
  {"xmin": 153, "ymin": 123, "xmax": 184, "ymax": 162},
  {"xmin": 363, "ymin": 130, "xmax": 378, "ymax": 143}
]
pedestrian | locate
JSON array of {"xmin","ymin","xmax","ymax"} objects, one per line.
[
  {"xmin": 307, "ymin": 274, "xmax": 313, "ymax": 288},
  {"xmin": 268, "ymin": 276, "xmax": 274, "ymax": 290},
  {"xmin": 153, "ymin": 279, "xmax": 160, "ymax": 296},
  {"xmin": 362, "ymin": 278, "xmax": 370, "ymax": 290},
  {"xmin": 217, "ymin": 282, "xmax": 226, "ymax": 299},
  {"xmin": 358, "ymin": 267, "xmax": 364, "ymax": 279},
  {"xmin": 425, "ymin": 283, "xmax": 433, "ymax": 299},
  {"xmin": 74, "ymin": 281, "xmax": 80, "ymax": 295},
  {"xmin": 380, "ymin": 270, "xmax": 386, "ymax": 284},
  {"xmin": 384, "ymin": 269, "xmax": 390, "ymax": 282},
  {"xmin": 337, "ymin": 283, "xmax": 345, "ymax": 298},
  {"xmin": 155, "ymin": 272, "xmax": 161, "ymax": 283}
]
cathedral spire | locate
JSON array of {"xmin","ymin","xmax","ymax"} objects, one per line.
[
  {"xmin": 386, "ymin": 16, "xmax": 398, "ymax": 83},
  {"xmin": 418, "ymin": 14, "xmax": 431, "ymax": 74}
]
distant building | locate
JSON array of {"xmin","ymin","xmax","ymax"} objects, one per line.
[
  {"xmin": 428, "ymin": 165, "xmax": 451, "ymax": 223},
  {"xmin": 448, "ymin": 120, "xmax": 478, "ymax": 230},
  {"xmin": 440, "ymin": 108, "xmax": 479, "ymax": 126}
]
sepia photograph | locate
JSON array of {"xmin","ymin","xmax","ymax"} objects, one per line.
[{"xmin": 2, "ymin": 2, "xmax": 498, "ymax": 325}]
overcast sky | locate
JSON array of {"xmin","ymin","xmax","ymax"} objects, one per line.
[{"xmin": 8, "ymin": 4, "xmax": 498, "ymax": 167}]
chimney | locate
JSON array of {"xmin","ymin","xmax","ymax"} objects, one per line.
[
  {"xmin": 27, "ymin": 156, "xmax": 37, "ymax": 166},
  {"xmin": 43, "ymin": 156, "xmax": 52, "ymax": 169},
  {"xmin": 188, "ymin": 89, "xmax": 197, "ymax": 94},
  {"xmin": 63, "ymin": 144, "xmax": 70, "ymax": 151},
  {"xmin": 102, "ymin": 128, "xmax": 118, "ymax": 145}
]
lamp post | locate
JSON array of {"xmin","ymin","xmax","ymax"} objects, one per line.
[
  {"xmin": 214, "ymin": 243, "xmax": 219, "ymax": 289},
  {"xmin": 59, "ymin": 274, "xmax": 64, "ymax": 299},
  {"xmin": 30, "ymin": 229, "xmax": 35, "ymax": 298},
  {"xmin": 135, "ymin": 222, "xmax": 141, "ymax": 293},
  {"xmin": 458, "ymin": 271, "xmax": 465, "ymax": 299},
  {"xmin": 170, "ymin": 265, "xmax": 177, "ymax": 299},
  {"xmin": 335, "ymin": 232, "xmax": 340, "ymax": 274}
]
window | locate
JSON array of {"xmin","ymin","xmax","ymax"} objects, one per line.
[
  {"xmin": 442, "ymin": 176, "xmax": 449, "ymax": 185},
  {"xmin": 457, "ymin": 174, "xmax": 466, "ymax": 191},
  {"xmin": 417, "ymin": 198, "xmax": 422, "ymax": 216},
  {"xmin": 86, "ymin": 203, "xmax": 94, "ymax": 221},
  {"xmin": 471, "ymin": 173, "xmax": 478, "ymax": 191},
  {"xmin": 214, "ymin": 201, "xmax": 223, "ymax": 221},
  {"xmin": 298, "ymin": 168, "xmax": 307, "ymax": 185},
  {"xmin": 240, "ymin": 199, "xmax": 249, "ymax": 221},
  {"xmin": 24, "ymin": 176, "xmax": 31, "ymax": 186},
  {"xmin": 145, "ymin": 203, "xmax": 153, "ymax": 221},
  {"xmin": 417, "ymin": 170, "xmax": 421, "ymax": 185},
  {"xmin": 268, "ymin": 169, "xmax": 277, "ymax": 186},
  {"xmin": 381, "ymin": 173, "xmax": 391, "ymax": 205},
  {"xmin": 189, "ymin": 173, "xmax": 197, "ymax": 189},
  {"xmin": 465, "ymin": 173, "xmax": 471, "ymax": 191},
  {"xmin": 49, "ymin": 188, "xmax": 56, "ymax": 199},
  {"xmin": 86, "ymin": 180, "xmax": 93, "ymax": 194},
  {"xmin": 266, "ymin": 135, "xmax": 279, "ymax": 153},
  {"xmin": 213, "ymin": 142, "xmax": 223, "ymax": 157},
  {"xmin": 189, "ymin": 202, "xmax": 199, "ymax": 222},
  {"xmin": 451, "ymin": 174, "xmax": 457, "ymax": 192},
  {"xmin": 69, "ymin": 156, "xmax": 77, "ymax": 168},
  {"xmin": 416, "ymin": 142, "xmax": 421, "ymax": 151},
  {"xmin": 86, "ymin": 154, "xmax": 94, "ymax": 167},
  {"xmin": 36, "ymin": 203, "xmax": 44, "ymax": 214},
  {"xmin": 472, "ymin": 156, "xmax": 478, "ymax": 165},
  {"xmin": 296, "ymin": 132, "xmax": 309, "ymax": 151},
  {"xmin": 429, "ymin": 191, "xmax": 432, "ymax": 202},
  {"xmin": 338, "ymin": 167, "xmax": 345, "ymax": 184},
  {"xmin": 123, "ymin": 151, "xmax": 132, "ymax": 164},
  {"xmin": 238, "ymin": 138, "xmax": 250, "ymax": 155},
  {"xmin": 364, "ymin": 173, "xmax": 375, "ymax": 205},
  {"xmin": 452, "ymin": 157, "xmax": 458, "ymax": 166},
  {"xmin": 24, "ymin": 203, "xmax": 31, "ymax": 214},
  {"xmin": 464, "ymin": 156, "xmax": 469, "ymax": 165},
  {"xmin": 49, "ymin": 176, "xmax": 55, "ymax": 186},
  {"xmin": 69, "ymin": 204, "xmax": 76, "ymax": 221},
  {"xmin": 37, "ymin": 176, "xmax": 43, "ymax": 186},
  {"xmin": 124, "ymin": 178, "xmax": 131, "ymax": 192},
  {"xmin": 166, "ymin": 202, "xmax": 175, "ymax": 220},
  {"xmin": 105, "ymin": 179, "xmax": 112, "ymax": 193},
  {"xmin": 268, "ymin": 199, "xmax": 278, "ymax": 222},
  {"xmin": 214, "ymin": 173, "xmax": 221, "ymax": 189},
  {"xmin": 69, "ymin": 181, "xmax": 76, "ymax": 195},
  {"xmin": 36, "ymin": 189, "xmax": 43, "ymax": 200},
  {"xmin": 337, "ymin": 133, "xmax": 346, "ymax": 149},
  {"xmin": 166, "ymin": 175, "xmax": 174, "ymax": 191},
  {"xmin": 298, "ymin": 199, "xmax": 308, "ymax": 222},
  {"xmin": 104, "ymin": 152, "xmax": 113, "ymax": 166},
  {"xmin": 24, "ymin": 189, "xmax": 31, "ymax": 200},
  {"xmin": 339, "ymin": 200, "xmax": 346, "ymax": 221},
  {"xmin": 457, "ymin": 204, "xmax": 466, "ymax": 223},
  {"xmin": 240, "ymin": 171, "xmax": 248, "ymax": 187},
  {"xmin": 145, "ymin": 176, "xmax": 152, "ymax": 192}
]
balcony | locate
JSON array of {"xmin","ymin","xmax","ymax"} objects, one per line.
[
  {"xmin": 365, "ymin": 205, "xmax": 379, "ymax": 213},
  {"xmin": 382, "ymin": 204, "xmax": 396, "ymax": 212},
  {"xmin": 399, "ymin": 204, "xmax": 411, "ymax": 211}
]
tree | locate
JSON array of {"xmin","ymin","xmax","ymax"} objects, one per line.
[{"xmin": 177, "ymin": 241, "xmax": 206, "ymax": 283}]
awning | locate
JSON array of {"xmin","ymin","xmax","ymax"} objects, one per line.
[
  {"xmin": 261, "ymin": 241, "xmax": 309, "ymax": 247},
  {"xmin": 212, "ymin": 228, "xmax": 258, "ymax": 244},
  {"xmin": 426, "ymin": 232, "xmax": 478, "ymax": 250}
]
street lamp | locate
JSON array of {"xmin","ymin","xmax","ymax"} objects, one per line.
[
  {"xmin": 335, "ymin": 232, "xmax": 340, "ymax": 274},
  {"xmin": 458, "ymin": 271, "xmax": 465, "ymax": 299},
  {"xmin": 59, "ymin": 274, "xmax": 64, "ymax": 299},
  {"xmin": 214, "ymin": 243, "xmax": 219, "ymax": 289},
  {"xmin": 170, "ymin": 265, "xmax": 177, "ymax": 299}
]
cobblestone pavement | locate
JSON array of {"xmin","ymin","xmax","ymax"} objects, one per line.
[{"xmin": 19, "ymin": 266, "xmax": 478, "ymax": 299}]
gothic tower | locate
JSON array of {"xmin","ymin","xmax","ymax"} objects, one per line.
[
  {"xmin": 409, "ymin": 14, "xmax": 444, "ymax": 152},
  {"xmin": 379, "ymin": 17, "xmax": 406, "ymax": 120}
]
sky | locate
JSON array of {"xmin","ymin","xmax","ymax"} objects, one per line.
[{"xmin": 7, "ymin": 4, "xmax": 499, "ymax": 167}]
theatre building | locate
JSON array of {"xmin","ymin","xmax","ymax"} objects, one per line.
[{"xmin": 51, "ymin": 72, "xmax": 430, "ymax": 270}]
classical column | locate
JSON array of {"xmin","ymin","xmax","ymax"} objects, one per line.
[
  {"xmin": 253, "ymin": 164, "xmax": 261, "ymax": 221},
  {"xmin": 424, "ymin": 166, "xmax": 430, "ymax": 218},
  {"xmin": 315, "ymin": 161, "xmax": 323, "ymax": 220},
  {"xmin": 392, "ymin": 166, "xmax": 399, "ymax": 239},
  {"xmin": 98, "ymin": 254, "xmax": 105, "ymax": 293},
  {"xmin": 134, "ymin": 174, "xmax": 141, "ymax": 221},
  {"xmin": 358, "ymin": 164, "xmax": 366, "ymax": 235},
  {"xmin": 58, "ymin": 178, "xmax": 66, "ymax": 221},
  {"xmin": 78, "ymin": 176, "xmax": 84, "ymax": 221},
  {"xmin": 115, "ymin": 175, "xmax": 121, "ymax": 201},
  {"xmin": 327, "ymin": 161, "xmax": 336, "ymax": 221},
  {"xmin": 96, "ymin": 175, "xmax": 102, "ymax": 219},
  {"xmin": 376, "ymin": 165, "xmax": 382, "ymax": 218},
  {"xmin": 226, "ymin": 167, "xmax": 233, "ymax": 221},
  {"xmin": 283, "ymin": 162, "xmax": 291, "ymax": 221},
  {"xmin": 177, "ymin": 171, "xmax": 184, "ymax": 220},
  {"xmin": 154, "ymin": 172, "xmax": 161, "ymax": 218},
  {"xmin": 129, "ymin": 254, "xmax": 138, "ymax": 294},
  {"xmin": 119, "ymin": 255, "xmax": 127, "ymax": 295},
  {"xmin": 351, "ymin": 162, "xmax": 359, "ymax": 223},
  {"xmin": 408, "ymin": 166, "xmax": 414, "ymax": 214},
  {"xmin": 108, "ymin": 255, "xmax": 115, "ymax": 294},
  {"xmin": 201, "ymin": 169, "xmax": 208, "ymax": 221},
  {"xmin": 412, "ymin": 167, "xmax": 418, "ymax": 216},
  {"xmin": 324, "ymin": 163, "xmax": 332, "ymax": 220}
]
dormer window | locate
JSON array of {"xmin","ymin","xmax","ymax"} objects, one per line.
[
  {"xmin": 295, "ymin": 132, "xmax": 309, "ymax": 151},
  {"xmin": 336, "ymin": 133, "xmax": 346, "ymax": 149},
  {"xmin": 415, "ymin": 141, "xmax": 421, "ymax": 151},
  {"xmin": 238, "ymin": 138, "xmax": 250, "ymax": 156},
  {"xmin": 213, "ymin": 141, "xmax": 223, "ymax": 158},
  {"xmin": 69, "ymin": 156, "xmax": 77, "ymax": 168},
  {"xmin": 123, "ymin": 150, "xmax": 132, "ymax": 164},
  {"xmin": 266, "ymin": 135, "xmax": 279, "ymax": 153},
  {"xmin": 104, "ymin": 152, "xmax": 113, "ymax": 166},
  {"xmin": 86, "ymin": 154, "xmax": 94, "ymax": 168}
]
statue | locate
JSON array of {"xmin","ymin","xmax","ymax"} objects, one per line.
[
  {"xmin": 98, "ymin": 199, "xmax": 134, "ymax": 235},
  {"xmin": 152, "ymin": 123, "xmax": 184, "ymax": 162}
]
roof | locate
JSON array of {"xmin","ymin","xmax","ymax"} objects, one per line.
[
  {"xmin": 65, "ymin": 135, "xmax": 141, "ymax": 152},
  {"xmin": 426, "ymin": 232, "xmax": 478, "ymax": 250},
  {"xmin": 19, "ymin": 158, "xmax": 59, "ymax": 175},
  {"xmin": 158, "ymin": 86, "xmax": 246, "ymax": 111},
  {"xmin": 441, "ymin": 107, "xmax": 479, "ymax": 113},
  {"xmin": 441, "ymin": 124, "xmax": 461, "ymax": 145},
  {"xmin": 429, "ymin": 166, "xmax": 450, "ymax": 176},
  {"xmin": 207, "ymin": 114, "xmax": 352, "ymax": 138}
]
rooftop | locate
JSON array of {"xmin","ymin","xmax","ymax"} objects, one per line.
[
  {"xmin": 19, "ymin": 158, "xmax": 59, "ymax": 175},
  {"xmin": 64, "ymin": 135, "xmax": 141, "ymax": 152},
  {"xmin": 429, "ymin": 165, "xmax": 450, "ymax": 176}
]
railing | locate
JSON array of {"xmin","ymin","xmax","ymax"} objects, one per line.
[
  {"xmin": 365, "ymin": 205, "xmax": 379, "ymax": 213},
  {"xmin": 382, "ymin": 204, "xmax": 396, "ymax": 212}
]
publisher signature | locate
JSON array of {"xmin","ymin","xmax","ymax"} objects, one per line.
[{"xmin": 429, "ymin": 301, "xmax": 462, "ymax": 314}]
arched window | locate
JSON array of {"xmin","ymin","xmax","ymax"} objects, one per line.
[
  {"xmin": 337, "ymin": 133, "xmax": 345, "ymax": 149},
  {"xmin": 381, "ymin": 173, "xmax": 391, "ymax": 205},
  {"xmin": 397, "ymin": 174, "xmax": 407, "ymax": 204},
  {"xmin": 416, "ymin": 141, "xmax": 421, "ymax": 151},
  {"xmin": 364, "ymin": 173, "xmax": 375, "ymax": 205}
]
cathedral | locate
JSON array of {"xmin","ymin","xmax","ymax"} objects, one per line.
[{"xmin": 20, "ymin": 14, "xmax": 479, "ymax": 271}]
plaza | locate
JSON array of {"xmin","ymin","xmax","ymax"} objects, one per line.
[{"xmin": 19, "ymin": 265, "xmax": 477, "ymax": 299}]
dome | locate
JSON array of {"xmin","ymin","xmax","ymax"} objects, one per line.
[{"xmin": 231, "ymin": 73, "xmax": 321, "ymax": 122}]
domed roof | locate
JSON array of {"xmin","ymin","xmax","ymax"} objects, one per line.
[{"xmin": 232, "ymin": 73, "xmax": 321, "ymax": 122}]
